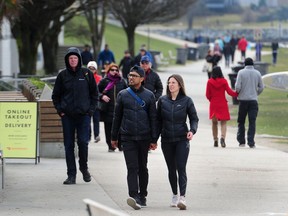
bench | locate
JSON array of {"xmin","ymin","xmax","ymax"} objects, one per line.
[
  {"xmin": 83, "ymin": 199, "xmax": 129, "ymax": 216},
  {"xmin": 154, "ymin": 54, "xmax": 169, "ymax": 67}
]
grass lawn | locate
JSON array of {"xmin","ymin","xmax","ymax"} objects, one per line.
[
  {"xmin": 64, "ymin": 16, "xmax": 181, "ymax": 64},
  {"xmin": 65, "ymin": 15, "xmax": 287, "ymax": 140}
]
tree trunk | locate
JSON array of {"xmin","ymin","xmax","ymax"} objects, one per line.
[
  {"xmin": 42, "ymin": 36, "xmax": 59, "ymax": 75},
  {"xmin": 124, "ymin": 26, "xmax": 136, "ymax": 57},
  {"xmin": 42, "ymin": 20, "xmax": 62, "ymax": 75},
  {"xmin": 14, "ymin": 28, "xmax": 39, "ymax": 75}
]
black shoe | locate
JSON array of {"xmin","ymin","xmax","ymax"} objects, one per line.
[
  {"xmin": 220, "ymin": 138, "xmax": 226, "ymax": 148},
  {"xmin": 81, "ymin": 170, "xmax": 91, "ymax": 182},
  {"xmin": 248, "ymin": 144, "xmax": 256, "ymax": 148},
  {"xmin": 127, "ymin": 196, "xmax": 141, "ymax": 210},
  {"xmin": 63, "ymin": 176, "xmax": 76, "ymax": 185},
  {"xmin": 214, "ymin": 140, "xmax": 218, "ymax": 147},
  {"xmin": 140, "ymin": 196, "xmax": 147, "ymax": 207}
]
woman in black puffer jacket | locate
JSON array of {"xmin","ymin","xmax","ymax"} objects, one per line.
[{"xmin": 157, "ymin": 74, "xmax": 199, "ymax": 210}]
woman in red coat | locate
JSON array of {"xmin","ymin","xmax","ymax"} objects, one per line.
[{"xmin": 206, "ymin": 66, "xmax": 238, "ymax": 148}]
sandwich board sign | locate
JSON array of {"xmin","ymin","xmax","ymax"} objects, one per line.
[{"xmin": 0, "ymin": 102, "xmax": 38, "ymax": 159}]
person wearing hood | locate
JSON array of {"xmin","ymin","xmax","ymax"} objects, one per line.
[
  {"xmin": 52, "ymin": 47, "xmax": 98, "ymax": 185},
  {"xmin": 206, "ymin": 66, "xmax": 238, "ymax": 148}
]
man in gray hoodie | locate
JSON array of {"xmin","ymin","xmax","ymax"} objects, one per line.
[{"xmin": 235, "ymin": 57, "xmax": 264, "ymax": 148}]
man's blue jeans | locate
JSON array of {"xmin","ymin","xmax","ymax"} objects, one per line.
[
  {"xmin": 237, "ymin": 100, "xmax": 258, "ymax": 146},
  {"xmin": 61, "ymin": 114, "xmax": 90, "ymax": 177}
]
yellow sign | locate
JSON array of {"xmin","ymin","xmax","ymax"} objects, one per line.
[{"xmin": 0, "ymin": 102, "xmax": 38, "ymax": 158}]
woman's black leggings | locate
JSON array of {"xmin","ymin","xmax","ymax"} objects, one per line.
[{"xmin": 161, "ymin": 140, "xmax": 190, "ymax": 196}]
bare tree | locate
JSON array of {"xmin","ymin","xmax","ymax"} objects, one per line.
[
  {"xmin": 0, "ymin": 0, "xmax": 26, "ymax": 37},
  {"xmin": 79, "ymin": 0, "xmax": 107, "ymax": 60},
  {"xmin": 10, "ymin": 0, "xmax": 77, "ymax": 75},
  {"xmin": 108, "ymin": 0, "xmax": 197, "ymax": 56}
]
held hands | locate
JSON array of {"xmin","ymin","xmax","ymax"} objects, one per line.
[
  {"xmin": 149, "ymin": 143, "xmax": 158, "ymax": 151},
  {"xmin": 111, "ymin": 140, "xmax": 118, "ymax": 149},
  {"xmin": 187, "ymin": 131, "xmax": 194, "ymax": 141}
]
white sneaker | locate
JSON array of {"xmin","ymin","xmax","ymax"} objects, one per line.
[
  {"xmin": 94, "ymin": 136, "xmax": 100, "ymax": 143},
  {"xmin": 127, "ymin": 197, "xmax": 141, "ymax": 210},
  {"xmin": 170, "ymin": 194, "xmax": 178, "ymax": 207},
  {"xmin": 177, "ymin": 196, "xmax": 187, "ymax": 210}
]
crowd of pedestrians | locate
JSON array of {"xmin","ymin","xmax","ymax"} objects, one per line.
[{"xmin": 51, "ymin": 41, "xmax": 265, "ymax": 211}]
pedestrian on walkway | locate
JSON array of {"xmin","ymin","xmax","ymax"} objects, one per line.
[
  {"xmin": 235, "ymin": 57, "xmax": 264, "ymax": 148},
  {"xmin": 140, "ymin": 55, "xmax": 163, "ymax": 101},
  {"xmin": 81, "ymin": 44, "xmax": 93, "ymax": 66},
  {"xmin": 237, "ymin": 35, "xmax": 248, "ymax": 61},
  {"xmin": 119, "ymin": 50, "xmax": 134, "ymax": 83},
  {"xmin": 271, "ymin": 40, "xmax": 279, "ymax": 66},
  {"xmin": 87, "ymin": 61, "xmax": 102, "ymax": 143},
  {"xmin": 98, "ymin": 63, "xmax": 127, "ymax": 152},
  {"xmin": 205, "ymin": 50, "xmax": 221, "ymax": 79},
  {"xmin": 255, "ymin": 40, "xmax": 262, "ymax": 62},
  {"xmin": 111, "ymin": 65, "xmax": 158, "ymax": 210},
  {"xmin": 206, "ymin": 66, "xmax": 238, "ymax": 148},
  {"xmin": 229, "ymin": 34, "xmax": 238, "ymax": 64},
  {"xmin": 97, "ymin": 44, "xmax": 116, "ymax": 71},
  {"xmin": 52, "ymin": 47, "xmax": 98, "ymax": 185},
  {"xmin": 157, "ymin": 74, "xmax": 199, "ymax": 210}
]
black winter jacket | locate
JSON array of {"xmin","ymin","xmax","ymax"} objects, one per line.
[
  {"xmin": 52, "ymin": 47, "xmax": 98, "ymax": 116},
  {"xmin": 157, "ymin": 94, "xmax": 199, "ymax": 143},
  {"xmin": 111, "ymin": 86, "xmax": 158, "ymax": 143},
  {"xmin": 98, "ymin": 76, "xmax": 127, "ymax": 122},
  {"xmin": 143, "ymin": 69, "xmax": 163, "ymax": 101}
]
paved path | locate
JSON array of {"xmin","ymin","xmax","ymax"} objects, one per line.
[{"xmin": 1, "ymin": 50, "xmax": 288, "ymax": 216}]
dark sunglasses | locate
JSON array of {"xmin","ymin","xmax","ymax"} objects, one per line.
[{"xmin": 110, "ymin": 69, "xmax": 119, "ymax": 72}]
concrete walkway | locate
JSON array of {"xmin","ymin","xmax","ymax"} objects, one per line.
[{"xmin": 1, "ymin": 50, "xmax": 288, "ymax": 216}]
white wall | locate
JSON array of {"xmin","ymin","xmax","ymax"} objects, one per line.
[{"xmin": 0, "ymin": 18, "xmax": 19, "ymax": 78}]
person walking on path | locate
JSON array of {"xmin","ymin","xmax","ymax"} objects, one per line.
[
  {"xmin": 140, "ymin": 55, "xmax": 163, "ymax": 101},
  {"xmin": 229, "ymin": 35, "xmax": 238, "ymax": 64},
  {"xmin": 271, "ymin": 40, "xmax": 279, "ymax": 66},
  {"xmin": 87, "ymin": 61, "xmax": 102, "ymax": 143},
  {"xmin": 255, "ymin": 40, "xmax": 262, "ymax": 62},
  {"xmin": 111, "ymin": 65, "xmax": 158, "ymax": 210},
  {"xmin": 157, "ymin": 74, "xmax": 199, "ymax": 210},
  {"xmin": 237, "ymin": 35, "xmax": 248, "ymax": 61},
  {"xmin": 81, "ymin": 44, "xmax": 93, "ymax": 66},
  {"xmin": 205, "ymin": 50, "xmax": 222, "ymax": 79},
  {"xmin": 235, "ymin": 57, "xmax": 264, "ymax": 148},
  {"xmin": 98, "ymin": 63, "xmax": 127, "ymax": 152},
  {"xmin": 119, "ymin": 50, "xmax": 134, "ymax": 83},
  {"xmin": 52, "ymin": 47, "xmax": 98, "ymax": 185},
  {"xmin": 97, "ymin": 44, "xmax": 116, "ymax": 71},
  {"xmin": 206, "ymin": 66, "xmax": 238, "ymax": 148}
]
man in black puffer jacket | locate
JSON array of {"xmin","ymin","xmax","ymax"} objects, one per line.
[
  {"xmin": 52, "ymin": 47, "xmax": 98, "ymax": 185},
  {"xmin": 111, "ymin": 65, "xmax": 158, "ymax": 210}
]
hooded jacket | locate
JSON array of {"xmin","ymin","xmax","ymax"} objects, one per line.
[
  {"xmin": 52, "ymin": 47, "xmax": 98, "ymax": 116},
  {"xmin": 206, "ymin": 77, "xmax": 238, "ymax": 120}
]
